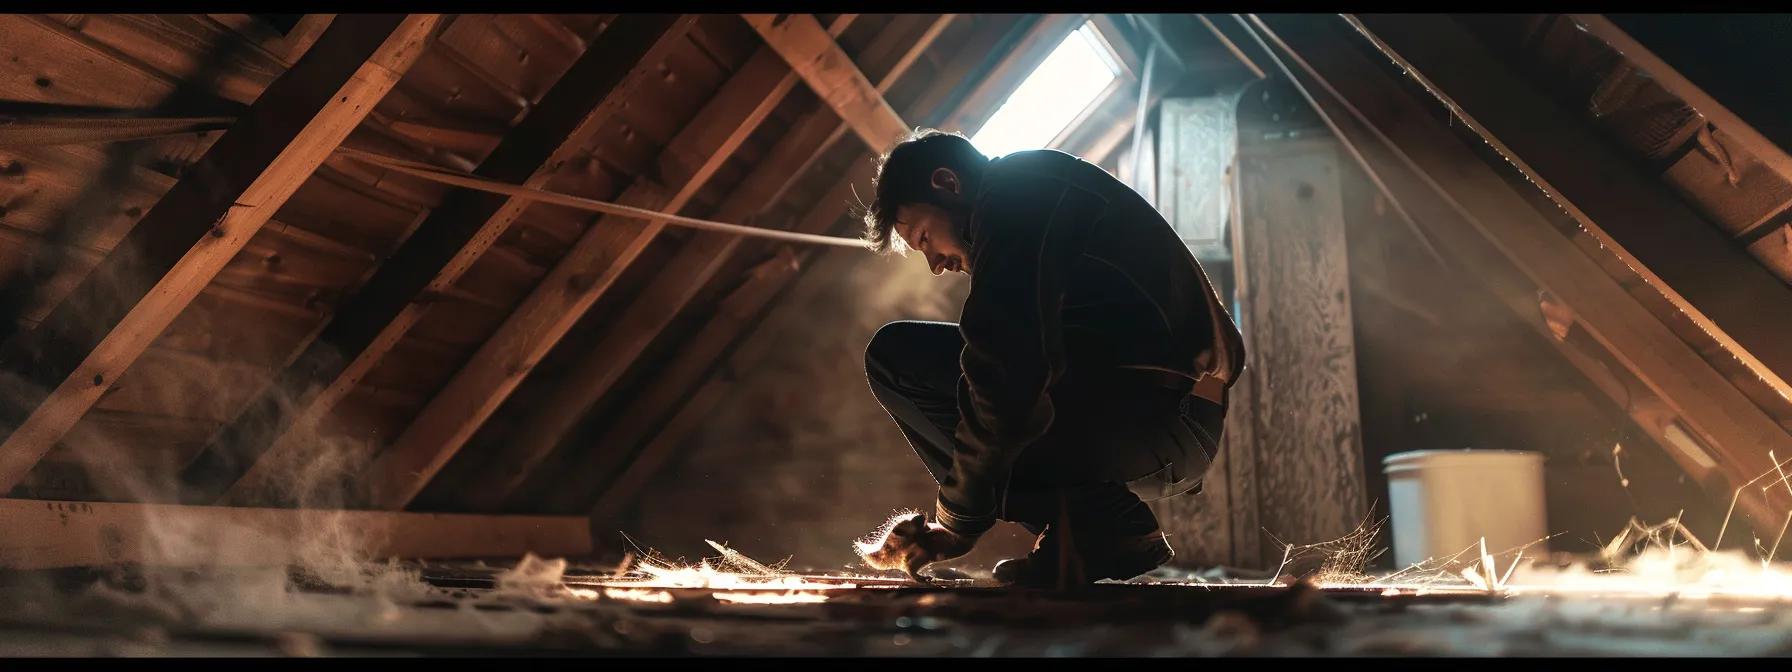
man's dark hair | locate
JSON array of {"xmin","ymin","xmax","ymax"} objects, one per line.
[{"xmin": 860, "ymin": 128, "xmax": 989, "ymax": 254}]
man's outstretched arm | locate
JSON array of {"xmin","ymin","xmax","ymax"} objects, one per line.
[{"xmin": 935, "ymin": 175, "xmax": 1104, "ymax": 537}]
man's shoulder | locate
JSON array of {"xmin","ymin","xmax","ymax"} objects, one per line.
[
  {"xmin": 987, "ymin": 148, "xmax": 1084, "ymax": 176},
  {"xmin": 984, "ymin": 149, "xmax": 1118, "ymax": 195}
]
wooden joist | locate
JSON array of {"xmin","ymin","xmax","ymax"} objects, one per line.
[
  {"xmin": 0, "ymin": 498, "xmax": 589, "ymax": 569},
  {"xmin": 1247, "ymin": 14, "xmax": 1792, "ymax": 530},
  {"xmin": 185, "ymin": 14, "xmax": 696, "ymax": 505},
  {"xmin": 363, "ymin": 15, "xmax": 861, "ymax": 510},
  {"xmin": 743, "ymin": 14, "xmax": 909, "ymax": 152},
  {"xmin": 463, "ymin": 15, "xmax": 942, "ymax": 512},
  {"xmin": 0, "ymin": 15, "xmax": 442, "ymax": 494}
]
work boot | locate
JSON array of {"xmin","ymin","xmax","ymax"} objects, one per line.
[
  {"xmin": 994, "ymin": 482, "xmax": 1171, "ymax": 587},
  {"xmin": 993, "ymin": 526, "xmax": 1174, "ymax": 588}
]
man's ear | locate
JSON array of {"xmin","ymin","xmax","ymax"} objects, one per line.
[{"xmin": 929, "ymin": 167, "xmax": 960, "ymax": 195}]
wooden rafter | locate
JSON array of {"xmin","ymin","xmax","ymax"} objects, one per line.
[
  {"xmin": 744, "ymin": 14, "xmax": 909, "ymax": 152},
  {"xmin": 468, "ymin": 15, "xmax": 945, "ymax": 511},
  {"xmin": 1248, "ymin": 13, "xmax": 1792, "ymax": 531},
  {"xmin": 775, "ymin": 14, "xmax": 957, "ymax": 192},
  {"xmin": 562, "ymin": 17, "xmax": 1059, "ymax": 518},
  {"xmin": 186, "ymin": 15, "xmax": 697, "ymax": 505},
  {"xmin": 1353, "ymin": 14, "xmax": 1792, "ymax": 409},
  {"xmin": 362, "ymin": 15, "xmax": 863, "ymax": 511},
  {"xmin": 0, "ymin": 15, "xmax": 443, "ymax": 493}
]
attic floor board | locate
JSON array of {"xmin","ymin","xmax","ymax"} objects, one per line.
[{"xmin": 5, "ymin": 560, "xmax": 1792, "ymax": 656}]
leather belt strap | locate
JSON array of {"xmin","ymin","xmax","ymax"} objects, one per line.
[{"xmin": 1122, "ymin": 366, "xmax": 1228, "ymax": 406}]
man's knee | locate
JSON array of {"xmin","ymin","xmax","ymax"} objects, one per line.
[{"xmin": 865, "ymin": 320, "xmax": 925, "ymax": 385}]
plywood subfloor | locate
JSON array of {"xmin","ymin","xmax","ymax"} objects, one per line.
[{"xmin": 5, "ymin": 560, "xmax": 1792, "ymax": 656}]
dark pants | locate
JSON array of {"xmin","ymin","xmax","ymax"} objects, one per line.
[{"xmin": 865, "ymin": 320, "xmax": 1224, "ymax": 541}]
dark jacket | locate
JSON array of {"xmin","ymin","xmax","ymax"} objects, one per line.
[{"xmin": 933, "ymin": 149, "xmax": 1246, "ymax": 537}]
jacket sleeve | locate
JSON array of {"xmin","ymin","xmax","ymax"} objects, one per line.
[{"xmin": 934, "ymin": 175, "xmax": 1097, "ymax": 537}]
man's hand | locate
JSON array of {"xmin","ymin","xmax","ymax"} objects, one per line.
[
  {"xmin": 859, "ymin": 513, "xmax": 981, "ymax": 582},
  {"xmin": 918, "ymin": 520, "xmax": 978, "ymax": 564}
]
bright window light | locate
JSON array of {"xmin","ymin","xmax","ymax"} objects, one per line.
[{"xmin": 970, "ymin": 23, "xmax": 1121, "ymax": 158}]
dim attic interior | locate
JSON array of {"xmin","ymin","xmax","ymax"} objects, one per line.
[{"xmin": 2, "ymin": 12, "xmax": 1792, "ymax": 657}]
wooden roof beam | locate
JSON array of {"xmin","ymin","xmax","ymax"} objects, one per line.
[
  {"xmin": 362, "ymin": 16, "xmax": 861, "ymax": 511},
  {"xmin": 744, "ymin": 14, "xmax": 909, "ymax": 153},
  {"xmin": 183, "ymin": 14, "xmax": 697, "ymax": 505},
  {"xmin": 1248, "ymin": 13, "xmax": 1792, "ymax": 532},
  {"xmin": 556, "ymin": 19, "xmax": 1046, "ymax": 517},
  {"xmin": 0, "ymin": 15, "xmax": 441, "ymax": 493},
  {"xmin": 1354, "ymin": 14, "xmax": 1792, "ymax": 409},
  {"xmin": 769, "ymin": 15, "xmax": 956, "ymax": 209},
  {"xmin": 466, "ymin": 15, "xmax": 944, "ymax": 512}
]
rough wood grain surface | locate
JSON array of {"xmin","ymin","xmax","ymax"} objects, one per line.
[{"xmin": 1234, "ymin": 135, "xmax": 1367, "ymax": 566}]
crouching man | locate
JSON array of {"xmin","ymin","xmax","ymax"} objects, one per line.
[{"xmin": 859, "ymin": 129, "xmax": 1246, "ymax": 587}]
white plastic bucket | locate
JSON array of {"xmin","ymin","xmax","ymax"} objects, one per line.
[{"xmin": 1383, "ymin": 450, "xmax": 1548, "ymax": 569}]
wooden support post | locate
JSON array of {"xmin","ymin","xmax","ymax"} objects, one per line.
[
  {"xmin": 1248, "ymin": 14, "xmax": 1790, "ymax": 530},
  {"xmin": 1232, "ymin": 132, "xmax": 1367, "ymax": 564},
  {"xmin": 743, "ymin": 14, "xmax": 910, "ymax": 152},
  {"xmin": 0, "ymin": 15, "xmax": 442, "ymax": 494},
  {"xmin": 0, "ymin": 498, "xmax": 589, "ymax": 569},
  {"xmin": 190, "ymin": 15, "xmax": 696, "ymax": 505},
  {"xmin": 463, "ymin": 16, "xmax": 941, "ymax": 511},
  {"xmin": 364, "ymin": 16, "xmax": 865, "ymax": 510}
]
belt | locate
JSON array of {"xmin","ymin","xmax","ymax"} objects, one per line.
[{"xmin": 1118, "ymin": 365, "xmax": 1229, "ymax": 406}]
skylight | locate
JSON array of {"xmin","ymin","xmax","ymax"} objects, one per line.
[{"xmin": 970, "ymin": 23, "xmax": 1122, "ymax": 158}]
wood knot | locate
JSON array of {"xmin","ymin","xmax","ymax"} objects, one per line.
[
  {"xmin": 33, "ymin": 76, "xmax": 51, "ymax": 89},
  {"xmin": 567, "ymin": 272, "xmax": 596, "ymax": 292},
  {"xmin": 124, "ymin": 206, "xmax": 142, "ymax": 218},
  {"xmin": 92, "ymin": 373, "xmax": 104, "ymax": 386}
]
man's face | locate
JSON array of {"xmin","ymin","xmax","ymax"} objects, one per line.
[{"xmin": 894, "ymin": 203, "xmax": 970, "ymax": 276}]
